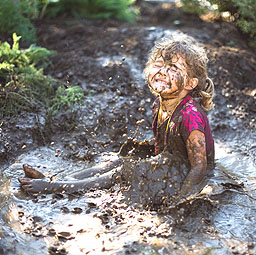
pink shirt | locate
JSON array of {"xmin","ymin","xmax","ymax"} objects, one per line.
[{"xmin": 152, "ymin": 95, "xmax": 215, "ymax": 168}]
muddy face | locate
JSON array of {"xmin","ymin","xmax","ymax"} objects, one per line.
[{"xmin": 148, "ymin": 55, "xmax": 187, "ymax": 98}]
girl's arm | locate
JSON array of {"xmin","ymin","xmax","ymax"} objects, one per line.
[{"xmin": 180, "ymin": 130, "xmax": 207, "ymax": 196}]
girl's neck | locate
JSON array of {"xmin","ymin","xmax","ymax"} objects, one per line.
[
  {"xmin": 159, "ymin": 96, "xmax": 183, "ymax": 114},
  {"xmin": 157, "ymin": 96, "xmax": 183, "ymax": 126},
  {"xmin": 159, "ymin": 89, "xmax": 189, "ymax": 113}
]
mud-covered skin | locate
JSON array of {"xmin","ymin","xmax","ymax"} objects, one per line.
[
  {"xmin": 18, "ymin": 141, "xmax": 154, "ymax": 194},
  {"xmin": 18, "ymin": 157, "xmax": 123, "ymax": 194},
  {"xmin": 180, "ymin": 130, "xmax": 207, "ymax": 196},
  {"xmin": 148, "ymin": 55, "xmax": 186, "ymax": 99},
  {"xmin": 121, "ymin": 150, "xmax": 190, "ymax": 206},
  {"xmin": 18, "ymin": 140, "xmax": 195, "ymax": 202},
  {"xmin": 23, "ymin": 164, "xmax": 45, "ymax": 179},
  {"xmin": 18, "ymin": 169, "xmax": 117, "ymax": 193},
  {"xmin": 70, "ymin": 154, "xmax": 122, "ymax": 179}
]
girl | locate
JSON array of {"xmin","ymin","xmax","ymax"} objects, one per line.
[
  {"xmin": 18, "ymin": 37, "xmax": 215, "ymax": 198},
  {"xmin": 144, "ymin": 37, "xmax": 215, "ymax": 196}
]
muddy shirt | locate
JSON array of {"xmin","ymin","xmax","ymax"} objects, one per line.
[{"xmin": 152, "ymin": 95, "xmax": 215, "ymax": 169}]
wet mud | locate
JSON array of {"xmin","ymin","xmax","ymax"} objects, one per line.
[{"xmin": 1, "ymin": 2, "xmax": 256, "ymax": 255}]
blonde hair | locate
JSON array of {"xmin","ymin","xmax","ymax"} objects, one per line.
[{"xmin": 144, "ymin": 37, "xmax": 215, "ymax": 111}]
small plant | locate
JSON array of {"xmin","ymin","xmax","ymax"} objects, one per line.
[
  {"xmin": 0, "ymin": 33, "xmax": 85, "ymax": 117},
  {"xmin": 50, "ymin": 85, "xmax": 84, "ymax": 115},
  {"xmin": 0, "ymin": 33, "xmax": 56, "ymax": 116}
]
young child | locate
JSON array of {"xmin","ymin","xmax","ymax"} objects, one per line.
[
  {"xmin": 144, "ymin": 37, "xmax": 215, "ymax": 196},
  {"xmin": 18, "ymin": 37, "xmax": 215, "ymax": 198}
]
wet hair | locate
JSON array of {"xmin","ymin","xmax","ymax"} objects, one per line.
[{"xmin": 144, "ymin": 37, "xmax": 215, "ymax": 111}]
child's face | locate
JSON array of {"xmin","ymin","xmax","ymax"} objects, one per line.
[{"xmin": 148, "ymin": 54, "xmax": 188, "ymax": 98}]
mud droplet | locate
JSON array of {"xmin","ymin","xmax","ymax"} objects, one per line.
[
  {"xmin": 58, "ymin": 231, "xmax": 72, "ymax": 238},
  {"xmin": 72, "ymin": 207, "xmax": 82, "ymax": 214},
  {"xmin": 32, "ymin": 216, "xmax": 42, "ymax": 223},
  {"xmin": 61, "ymin": 207, "xmax": 70, "ymax": 213},
  {"xmin": 18, "ymin": 211, "xmax": 24, "ymax": 217},
  {"xmin": 88, "ymin": 202, "xmax": 97, "ymax": 208},
  {"xmin": 48, "ymin": 228, "xmax": 56, "ymax": 236},
  {"xmin": 53, "ymin": 193, "xmax": 64, "ymax": 199}
]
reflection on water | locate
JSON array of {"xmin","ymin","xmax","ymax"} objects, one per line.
[{"xmin": 0, "ymin": 141, "xmax": 256, "ymax": 254}]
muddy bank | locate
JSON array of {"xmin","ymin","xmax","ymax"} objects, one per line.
[{"xmin": 0, "ymin": 2, "xmax": 256, "ymax": 255}]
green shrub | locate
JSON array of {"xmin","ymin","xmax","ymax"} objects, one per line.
[
  {"xmin": 0, "ymin": 0, "xmax": 37, "ymax": 42},
  {"xmin": 234, "ymin": 0, "xmax": 256, "ymax": 39},
  {"xmin": 44, "ymin": 0, "xmax": 138, "ymax": 23},
  {"xmin": 0, "ymin": 33, "xmax": 85, "ymax": 117},
  {"xmin": 207, "ymin": 0, "xmax": 238, "ymax": 14},
  {"xmin": 180, "ymin": 0, "xmax": 209, "ymax": 16},
  {"xmin": 0, "ymin": 0, "xmax": 138, "ymax": 42},
  {"xmin": 180, "ymin": 0, "xmax": 256, "ymax": 39},
  {"xmin": 208, "ymin": 0, "xmax": 256, "ymax": 38},
  {"xmin": 0, "ymin": 33, "xmax": 55, "ymax": 116}
]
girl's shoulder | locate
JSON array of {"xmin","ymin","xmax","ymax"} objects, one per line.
[
  {"xmin": 180, "ymin": 97, "xmax": 205, "ymax": 117},
  {"xmin": 178, "ymin": 97, "xmax": 207, "ymax": 132}
]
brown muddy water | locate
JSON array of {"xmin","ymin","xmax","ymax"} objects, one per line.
[
  {"xmin": 1, "ymin": 141, "xmax": 256, "ymax": 255},
  {"xmin": 1, "ymin": 13, "xmax": 256, "ymax": 255}
]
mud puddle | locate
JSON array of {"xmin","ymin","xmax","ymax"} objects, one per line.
[{"xmin": 0, "ymin": 140, "xmax": 255, "ymax": 255}]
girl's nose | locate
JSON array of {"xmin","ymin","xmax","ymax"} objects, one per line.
[{"xmin": 159, "ymin": 66, "xmax": 170, "ymax": 75}]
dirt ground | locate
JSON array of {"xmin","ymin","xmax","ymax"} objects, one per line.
[{"xmin": 0, "ymin": 1, "xmax": 256, "ymax": 255}]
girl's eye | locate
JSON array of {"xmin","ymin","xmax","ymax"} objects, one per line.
[
  {"xmin": 153, "ymin": 64, "xmax": 163, "ymax": 68},
  {"xmin": 170, "ymin": 65, "xmax": 178, "ymax": 71}
]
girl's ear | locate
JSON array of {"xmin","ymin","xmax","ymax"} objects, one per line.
[{"xmin": 185, "ymin": 78, "xmax": 198, "ymax": 91}]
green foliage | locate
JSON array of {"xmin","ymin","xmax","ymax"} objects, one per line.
[
  {"xmin": 180, "ymin": 0, "xmax": 256, "ymax": 39},
  {"xmin": 0, "ymin": 0, "xmax": 37, "ymax": 42},
  {"xmin": 0, "ymin": 33, "xmax": 85, "ymax": 117},
  {"xmin": 180, "ymin": 0, "xmax": 209, "ymax": 16},
  {"xmin": 208, "ymin": 0, "xmax": 238, "ymax": 13},
  {"xmin": 0, "ymin": 0, "xmax": 138, "ymax": 42},
  {"xmin": 234, "ymin": 0, "xmax": 256, "ymax": 39},
  {"xmin": 44, "ymin": 0, "xmax": 138, "ymax": 23},
  {"xmin": 0, "ymin": 33, "xmax": 55, "ymax": 116},
  {"xmin": 207, "ymin": 0, "xmax": 256, "ymax": 39},
  {"xmin": 50, "ymin": 85, "xmax": 84, "ymax": 115}
]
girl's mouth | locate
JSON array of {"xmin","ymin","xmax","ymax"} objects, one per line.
[{"xmin": 152, "ymin": 79, "xmax": 172, "ymax": 92}]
